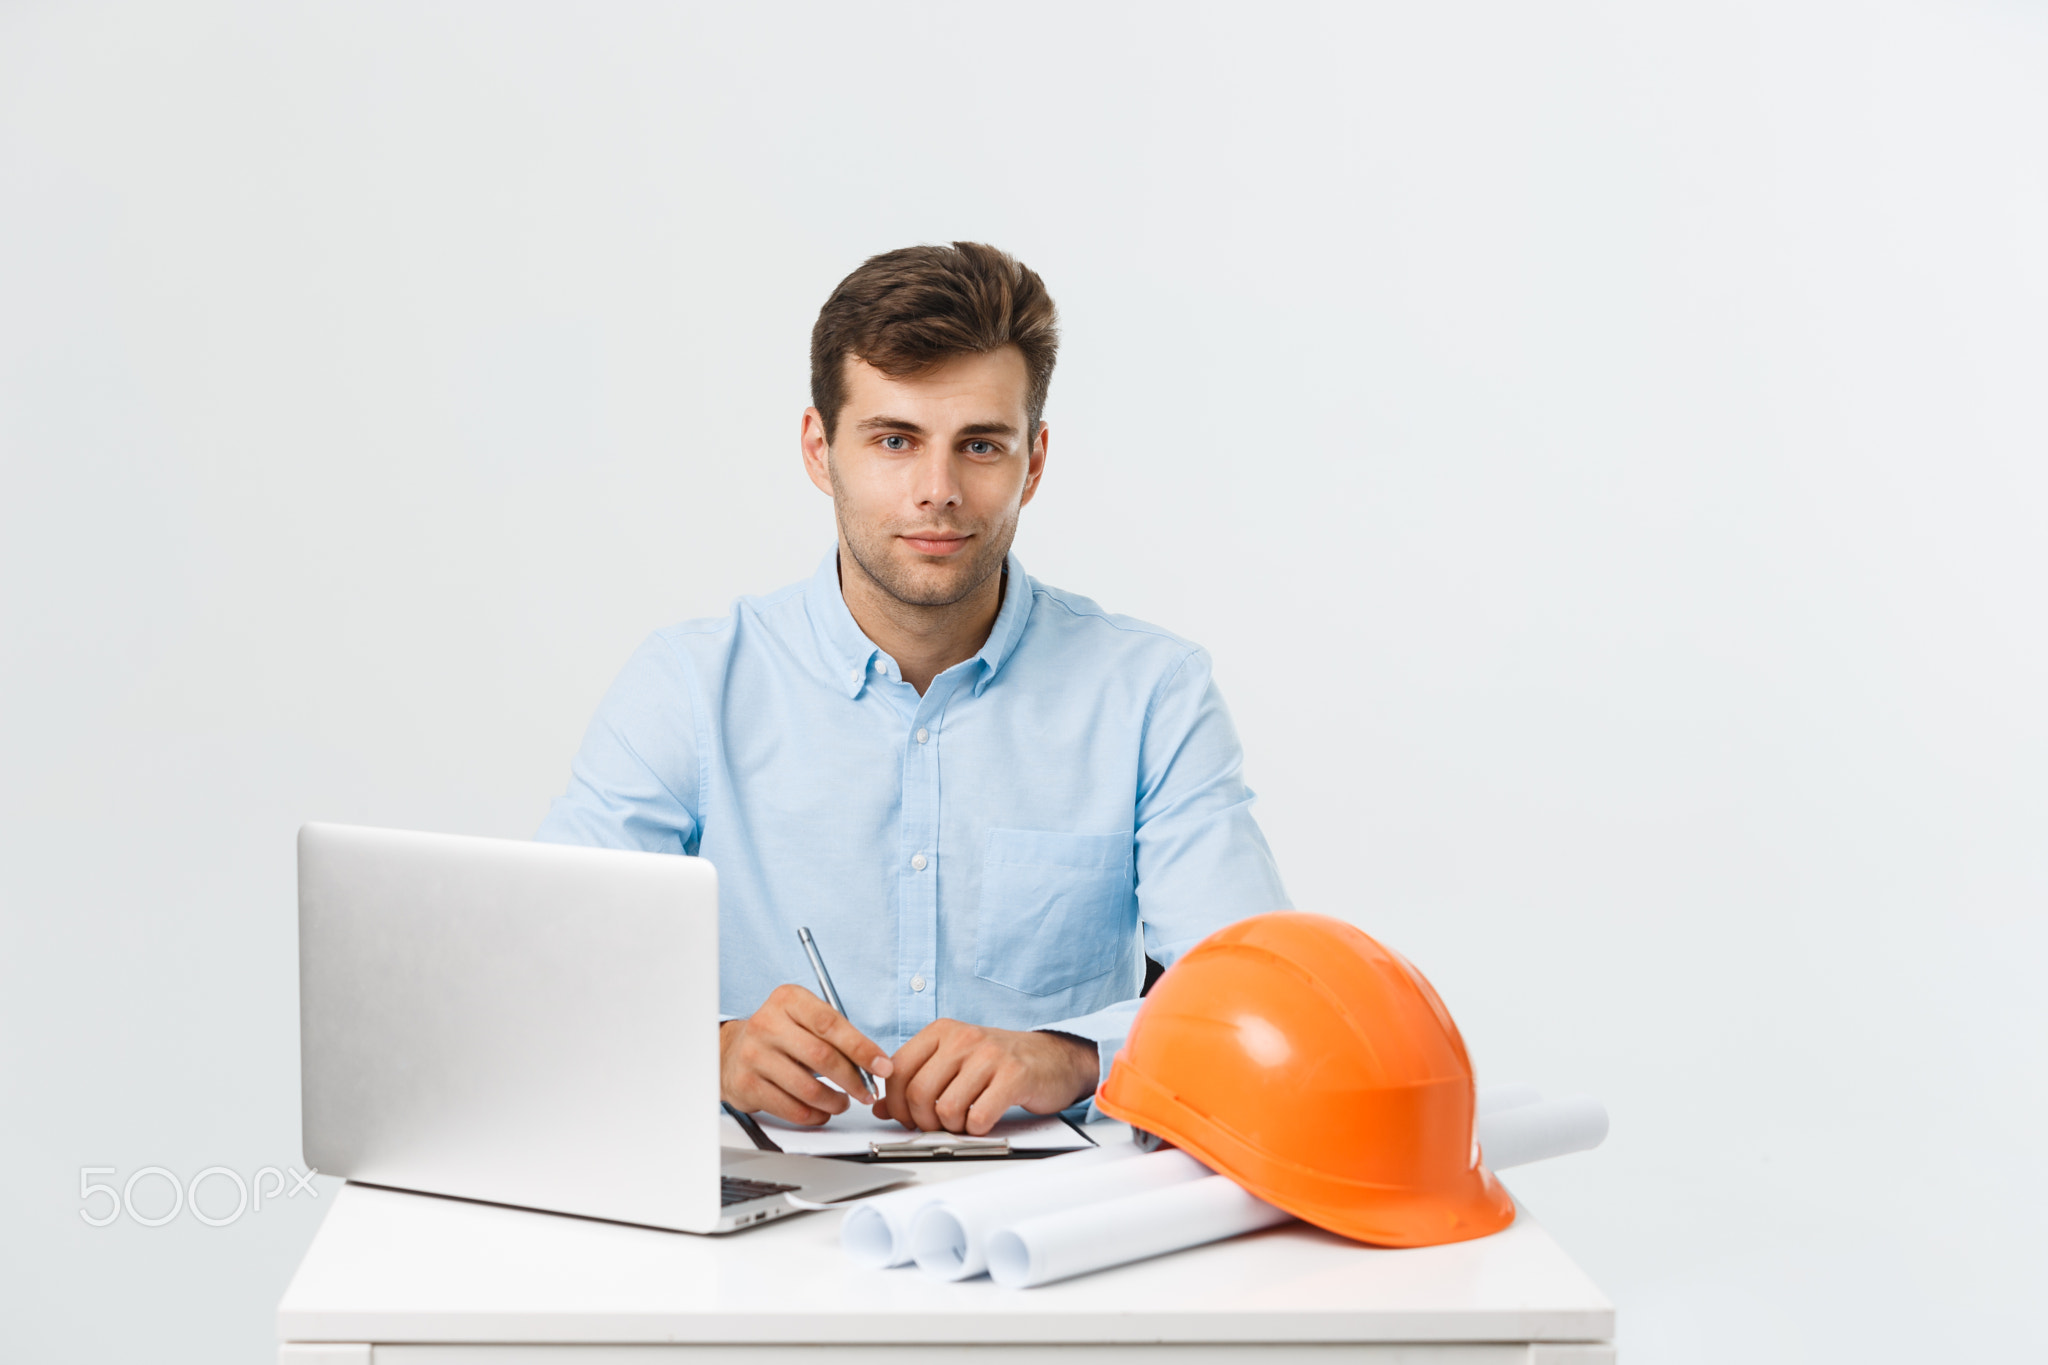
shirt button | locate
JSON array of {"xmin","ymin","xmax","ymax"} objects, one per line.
[
  {"xmin": 848, "ymin": 669, "xmax": 860, "ymax": 684},
  {"xmin": 910, "ymin": 853, "xmax": 928, "ymax": 871},
  {"xmin": 911, "ymin": 974, "xmax": 926, "ymax": 993},
  {"xmin": 916, "ymin": 728, "xmax": 929, "ymax": 744}
]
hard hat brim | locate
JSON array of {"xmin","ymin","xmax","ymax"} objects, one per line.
[{"xmin": 1098, "ymin": 1060, "xmax": 1519, "ymax": 1249}]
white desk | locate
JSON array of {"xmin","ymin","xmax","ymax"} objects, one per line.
[{"xmin": 277, "ymin": 1122, "xmax": 1615, "ymax": 1365}]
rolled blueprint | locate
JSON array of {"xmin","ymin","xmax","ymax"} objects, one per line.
[
  {"xmin": 1475, "ymin": 1082, "xmax": 1544, "ymax": 1115},
  {"xmin": 910, "ymin": 1148, "xmax": 1210, "ymax": 1282},
  {"xmin": 840, "ymin": 1140, "xmax": 1141, "ymax": 1268},
  {"xmin": 1476, "ymin": 1095, "xmax": 1609, "ymax": 1170},
  {"xmin": 986, "ymin": 1173, "xmax": 1294, "ymax": 1289}
]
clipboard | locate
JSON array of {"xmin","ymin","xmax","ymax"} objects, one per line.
[{"xmin": 724, "ymin": 1102, "xmax": 1096, "ymax": 1162}]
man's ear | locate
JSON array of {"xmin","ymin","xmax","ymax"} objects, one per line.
[
  {"xmin": 1018, "ymin": 420, "xmax": 1049, "ymax": 509},
  {"xmin": 800, "ymin": 407, "xmax": 835, "ymax": 496}
]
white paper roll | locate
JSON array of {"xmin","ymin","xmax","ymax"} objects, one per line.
[
  {"xmin": 986, "ymin": 1173, "xmax": 1294, "ymax": 1288},
  {"xmin": 1475, "ymin": 1082, "xmax": 1544, "ymax": 1115},
  {"xmin": 839, "ymin": 1140, "xmax": 1141, "ymax": 1268},
  {"xmin": 910, "ymin": 1149, "xmax": 1210, "ymax": 1282},
  {"xmin": 1476, "ymin": 1095, "xmax": 1608, "ymax": 1170}
]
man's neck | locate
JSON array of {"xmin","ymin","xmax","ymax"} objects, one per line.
[{"xmin": 837, "ymin": 548, "xmax": 1004, "ymax": 695}]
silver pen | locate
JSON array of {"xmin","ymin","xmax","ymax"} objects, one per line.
[{"xmin": 796, "ymin": 926, "xmax": 878, "ymax": 1099}]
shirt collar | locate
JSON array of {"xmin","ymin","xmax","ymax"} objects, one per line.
[
  {"xmin": 969, "ymin": 552, "xmax": 1032, "ymax": 696},
  {"xmin": 805, "ymin": 548, "xmax": 881, "ymax": 698},
  {"xmin": 803, "ymin": 546, "xmax": 1034, "ymax": 700}
]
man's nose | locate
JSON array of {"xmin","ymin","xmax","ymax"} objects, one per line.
[{"xmin": 915, "ymin": 449, "xmax": 963, "ymax": 509}]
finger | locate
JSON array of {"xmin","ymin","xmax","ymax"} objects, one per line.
[
  {"xmin": 756, "ymin": 1000, "xmax": 863, "ymax": 1092},
  {"xmin": 880, "ymin": 1075, "xmax": 915, "ymax": 1131},
  {"xmin": 964, "ymin": 1065, "xmax": 1019, "ymax": 1137},
  {"xmin": 781, "ymin": 993, "xmax": 892, "ymax": 1097},
  {"xmin": 814, "ymin": 1011, "xmax": 894, "ymax": 1083},
  {"xmin": 933, "ymin": 1051, "xmax": 1001, "ymax": 1135},
  {"xmin": 904, "ymin": 1044, "xmax": 967, "ymax": 1135},
  {"xmin": 780, "ymin": 985, "xmax": 851, "ymax": 1040},
  {"xmin": 773, "ymin": 1017, "xmax": 877, "ymax": 1105},
  {"xmin": 889, "ymin": 1023, "xmax": 947, "ymax": 1081},
  {"xmin": 806, "ymin": 1018, "xmax": 891, "ymax": 1104},
  {"xmin": 883, "ymin": 1025, "xmax": 949, "ymax": 1130},
  {"xmin": 769, "ymin": 982, "xmax": 828, "ymax": 1014},
  {"xmin": 754, "ymin": 1049, "xmax": 851, "ymax": 1118},
  {"xmin": 878, "ymin": 1054, "xmax": 917, "ymax": 1130},
  {"xmin": 742, "ymin": 1078, "xmax": 832, "ymax": 1128},
  {"xmin": 815, "ymin": 1047, "xmax": 879, "ymax": 1108}
]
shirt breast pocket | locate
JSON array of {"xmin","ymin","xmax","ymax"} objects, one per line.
[{"xmin": 974, "ymin": 828, "xmax": 1134, "ymax": 997}]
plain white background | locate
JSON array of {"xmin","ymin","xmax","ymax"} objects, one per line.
[{"xmin": 3, "ymin": 1, "xmax": 2044, "ymax": 1359}]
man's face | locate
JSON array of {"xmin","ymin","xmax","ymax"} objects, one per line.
[{"xmin": 801, "ymin": 346, "xmax": 1047, "ymax": 610}]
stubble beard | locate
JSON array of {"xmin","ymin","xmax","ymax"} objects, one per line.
[{"xmin": 831, "ymin": 476, "xmax": 1016, "ymax": 610}]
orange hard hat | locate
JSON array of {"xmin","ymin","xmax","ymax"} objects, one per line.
[{"xmin": 1095, "ymin": 912, "xmax": 1515, "ymax": 1248}]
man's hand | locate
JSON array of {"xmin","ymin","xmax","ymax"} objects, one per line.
[
  {"xmin": 875, "ymin": 1021, "xmax": 1098, "ymax": 1136},
  {"xmin": 720, "ymin": 983, "xmax": 895, "ymax": 1126}
]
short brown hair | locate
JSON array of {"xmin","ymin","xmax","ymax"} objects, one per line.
[{"xmin": 810, "ymin": 241, "xmax": 1059, "ymax": 442}]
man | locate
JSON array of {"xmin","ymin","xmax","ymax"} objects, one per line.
[{"xmin": 538, "ymin": 242, "xmax": 1288, "ymax": 1136}]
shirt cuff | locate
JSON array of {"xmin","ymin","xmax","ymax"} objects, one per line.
[{"xmin": 1035, "ymin": 997, "xmax": 1142, "ymax": 1123}]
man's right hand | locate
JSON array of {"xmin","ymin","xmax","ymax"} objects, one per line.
[{"xmin": 719, "ymin": 983, "xmax": 895, "ymax": 1126}]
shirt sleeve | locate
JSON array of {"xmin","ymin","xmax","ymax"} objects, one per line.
[
  {"xmin": 534, "ymin": 633, "xmax": 703, "ymax": 856},
  {"xmin": 1037, "ymin": 646, "xmax": 1290, "ymax": 1110}
]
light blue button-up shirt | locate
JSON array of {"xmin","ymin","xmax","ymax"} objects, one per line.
[{"xmin": 536, "ymin": 549, "xmax": 1289, "ymax": 1085}]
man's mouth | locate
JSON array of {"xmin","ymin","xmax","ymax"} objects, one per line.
[{"xmin": 900, "ymin": 532, "xmax": 972, "ymax": 557}]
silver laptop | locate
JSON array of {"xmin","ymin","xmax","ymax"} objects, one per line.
[{"xmin": 297, "ymin": 823, "xmax": 902, "ymax": 1232}]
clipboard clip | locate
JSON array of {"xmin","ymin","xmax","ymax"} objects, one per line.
[{"xmin": 869, "ymin": 1137, "xmax": 1010, "ymax": 1159}]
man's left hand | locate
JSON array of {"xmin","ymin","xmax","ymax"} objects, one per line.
[{"xmin": 875, "ymin": 1021, "xmax": 1098, "ymax": 1135}]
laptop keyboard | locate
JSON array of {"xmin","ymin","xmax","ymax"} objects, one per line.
[{"xmin": 721, "ymin": 1175, "xmax": 800, "ymax": 1208}]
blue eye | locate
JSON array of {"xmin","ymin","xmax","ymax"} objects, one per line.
[
  {"xmin": 882, "ymin": 435, "xmax": 910, "ymax": 451},
  {"xmin": 967, "ymin": 441, "xmax": 994, "ymax": 455}
]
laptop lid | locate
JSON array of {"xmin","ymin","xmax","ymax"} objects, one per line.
[{"xmin": 298, "ymin": 823, "xmax": 724, "ymax": 1232}]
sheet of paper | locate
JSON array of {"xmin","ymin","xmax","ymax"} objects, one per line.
[
  {"xmin": 912, "ymin": 1149, "xmax": 1211, "ymax": 1281},
  {"xmin": 754, "ymin": 1105, "xmax": 1093, "ymax": 1157},
  {"xmin": 985, "ymin": 1174, "xmax": 1294, "ymax": 1288},
  {"xmin": 839, "ymin": 1142, "xmax": 1143, "ymax": 1264}
]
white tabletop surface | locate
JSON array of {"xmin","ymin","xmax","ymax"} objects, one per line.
[{"xmin": 278, "ymin": 1121, "xmax": 1613, "ymax": 1346}]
